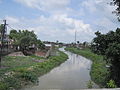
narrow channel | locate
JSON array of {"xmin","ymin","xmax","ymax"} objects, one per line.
[{"xmin": 24, "ymin": 48, "xmax": 98, "ymax": 90}]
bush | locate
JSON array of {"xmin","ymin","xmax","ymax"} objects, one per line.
[
  {"xmin": 3, "ymin": 76, "xmax": 22, "ymax": 90},
  {"xmin": 107, "ymin": 80, "xmax": 117, "ymax": 88},
  {"xmin": 0, "ymin": 51, "xmax": 68, "ymax": 90},
  {"xmin": 16, "ymin": 70, "xmax": 38, "ymax": 83},
  {"xmin": 0, "ymin": 82, "xmax": 8, "ymax": 90},
  {"xmin": 87, "ymin": 80, "xmax": 93, "ymax": 88}
]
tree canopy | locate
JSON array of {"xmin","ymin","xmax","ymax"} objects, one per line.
[
  {"xmin": 91, "ymin": 28, "xmax": 120, "ymax": 86},
  {"xmin": 9, "ymin": 29, "xmax": 45, "ymax": 51},
  {"xmin": 111, "ymin": 0, "xmax": 120, "ymax": 19}
]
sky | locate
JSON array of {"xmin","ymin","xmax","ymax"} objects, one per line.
[{"xmin": 0, "ymin": 0, "xmax": 120, "ymax": 43}]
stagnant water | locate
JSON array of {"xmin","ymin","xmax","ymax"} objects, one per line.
[{"xmin": 24, "ymin": 48, "xmax": 98, "ymax": 90}]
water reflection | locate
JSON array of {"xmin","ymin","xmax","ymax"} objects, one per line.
[{"xmin": 24, "ymin": 48, "xmax": 97, "ymax": 90}]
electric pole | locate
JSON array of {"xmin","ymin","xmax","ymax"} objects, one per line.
[
  {"xmin": 0, "ymin": 20, "xmax": 7, "ymax": 68},
  {"xmin": 75, "ymin": 29, "xmax": 77, "ymax": 44}
]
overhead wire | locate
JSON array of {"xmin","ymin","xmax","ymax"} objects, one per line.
[
  {"xmin": 7, "ymin": 25, "xmax": 17, "ymax": 30},
  {"xmin": 0, "ymin": 20, "xmax": 4, "ymax": 24}
]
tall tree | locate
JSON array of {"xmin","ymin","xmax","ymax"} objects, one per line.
[
  {"xmin": 111, "ymin": 0, "xmax": 120, "ymax": 19},
  {"xmin": 91, "ymin": 28, "xmax": 120, "ymax": 87},
  {"xmin": 9, "ymin": 29, "xmax": 44, "ymax": 52}
]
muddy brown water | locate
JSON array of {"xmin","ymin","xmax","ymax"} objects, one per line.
[{"xmin": 24, "ymin": 48, "xmax": 98, "ymax": 90}]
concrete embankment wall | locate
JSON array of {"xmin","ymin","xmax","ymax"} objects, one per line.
[{"xmin": 45, "ymin": 44, "xmax": 57, "ymax": 58}]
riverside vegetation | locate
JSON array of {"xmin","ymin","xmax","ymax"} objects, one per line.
[
  {"xmin": 0, "ymin": 51, "xmax": 68, "ymax": 90},
  {"xmin": 65, "ymin": 47, "xmax": 109, "ymax": 87}
]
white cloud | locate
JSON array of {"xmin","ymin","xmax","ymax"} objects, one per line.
[
  {"xmin": 14, "ymin": 0, "xmax": 70, "ymax": 12},
  {"xmin": 95, "ymin": 18, "xmax": 115, "ymax": 28},
  {"xmin": 82, "ymin": 0, "xmax": 97, "ymax": 13},
  {"xmin": 38, "ymin": 14, "xmax": 94, "ymax": 42},
  {"xmin": 9, "ymin": 0, "xmax": 119, "ymax": 42},
  {"xmin": 81, "ymin": 0, "xmax": 114, "ymax": 13},
  {"xmin": 53, "ymin": 14, "xmax": 93, "ymax": 35},
  {"xmin": 5, "ymin": 16, "xmax": 19, "ymax": 24},
  {"xmin": 80, "ymin": 0, "xmax": 119, "ymax": 33},
  {"xmin": 6, "ymin": 14, "xmax": 94, "ymax": 42}
]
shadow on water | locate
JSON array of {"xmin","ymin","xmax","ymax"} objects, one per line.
[{"xmin": 24, "ymin": 47, "xmax": 99, "ymax": 90}]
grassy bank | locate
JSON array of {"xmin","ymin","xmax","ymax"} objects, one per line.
[
  {"xmin": 0, "ymin": 51, "xmax": 68, "ymax": 90},
  {"xmin": 65, "ymin": 47, "xmax": 108, "ymax": 87}
]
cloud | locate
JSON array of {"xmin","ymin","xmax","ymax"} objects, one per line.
[
  {"xmin": 5, "ymin": 16, "xmax": 19, "ymax": 24},
  {"xmin": 80, "ymin": 0, "xmax": 119, "ymax": 33},
  {"xmin": 31, "ymin": 14, "xmax": 94, "ymax": 42},
  {"xmin": 14, "ymin": 0, "xmax": 70, "ymax": 12},
  {"xmin": 7, "ymin": 0, "xmax": 119, "ymax": 42},
  {"xmin": 95, "ymin": 18, "xmax": 116, "ymax": 28},
  {"xmin": 82, "ymin": 0, "xmax": 97, "ymax": 13},
  {"xmin": 81, "ymin": 0, "xmax": 113, "ymax": 13},
  {"xmin": 6, "ymin": 14, "xmax": 94, "ymax": 42},
  {"xmin": 53, "ymin": 14, "xmax": 93, "ymax": 35}
]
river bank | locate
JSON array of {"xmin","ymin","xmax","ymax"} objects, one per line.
[
  {"xmin": 65, "ymin": 47, "xmax": 108, "ymax": 87},
  {"xmin": 24, "ymin": 47, "xmax": 98, "ymax": 90},
  {"xmin": 0, "ymin": 50, "xmax": 68, "ymax": 90}
]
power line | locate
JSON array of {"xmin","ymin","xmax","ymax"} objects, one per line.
[
  {"xmin": 8, "ymin": 24, "xmax": 28, "ymax": 31},
  {"xmin": 0, "ymin": 20, "xmax": 4, "ymax": 24},
  {"xmin": 7, "ymin": 25, "xmax": 16, "ymax": 30}
]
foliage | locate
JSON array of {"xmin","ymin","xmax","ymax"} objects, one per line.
[
  {"xmin": 16, "ymin": 70, "xmax": 38, "ymax": 83},
  {"xmin": 111, "ymin": 0, "xmax": 120, "ymax": 19},
  {"xmin": 0, "ymin": 51, "xmax": 68, "ymax": 90},
  {"xmin": 1, "ymin": 56, "xmax": 37, "ymax": 68},
  {"xmin": 20, "ymin": 36, "xmax": 37, "ymax": 50},
  {"xmin": 3, "ymin": 76, "xmax": 22, "ymax": 89},
  {"xmin": 36, "ymin": 40, "xmax": 45, "ymax": 50},
  {"xmin": 91, "ymin": 28, "xmax": 120, "ymax": 87},
  {"xmin": 107, "ymin": 80, "xmax": 117, "ymax": 88},
  {"xmin": 9, "ymin": 29, "xmax": 44, "ymax": 52},
  {"xmin": 30, "ymin": 55, "xmax": 45, "ymax": 60},
  {"xmin": 0, "ymin": 82, "xmax": 8, "ymax": 90},
  {"xmin": 87, "ymin": 80, "xmax": 93, "ymax": 89},
  {"xmin": 65, "ymin": 47, "xmax": 108, "ymax": 87},
  {"xmin": 91, "ymin": 31, "xmax": 106, "ymax": 55}
]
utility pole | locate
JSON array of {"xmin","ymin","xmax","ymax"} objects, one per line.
[
  {"xmin": 75, "ymin": 29, "xmax": 77, "ymax": 44},
  {"xmin": 0, "ymin": 20, "xmax": 7, "ymax": 68}
]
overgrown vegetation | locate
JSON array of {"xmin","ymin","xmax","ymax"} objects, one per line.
[
  {"xmin": 107, "ymin": 80, "xmax": 117, "ymax": 88},
  {"xmin": 91, "ymin": 28, "xmax": 120, "ymax": 87},
  {"xmin": 87, "ymin": 80, "xmax": 94, "ymax": 89},
  {"xmin": 30, "ymin": 55, "xmax": 45, "ymax": 60},
  {"xmin": 0, "ymin": 51, "xmax": 68, "ymax": 90},
  {"xmin": 9, "ymin": 29, "xmax": 45, "ymax": 54},
  {"xmin": 65, "ymin": 47, "xmax": 108, "ymax": 87}
]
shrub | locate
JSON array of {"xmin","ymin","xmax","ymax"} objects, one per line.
[
  {"xmin": 107, "ymin": 80, "xmax": 117, "ymax": 88},
  {"xmin": 0, "ymin": 82, "xmax": 8, "ymax": 90},
  {"xmin": 3, "ymin": 76, "xmax": 22, "ymax": 90},
  {"xmin": 17, "ymin": 71, "xmax": 38, "ymax": 83},
  {"xmin": 0, "ymin": 51, "xmax": 68, "ymax": 89},
  {"xmin": 87, "ymin": 80, "xmax": 93, "ymax": 88}
]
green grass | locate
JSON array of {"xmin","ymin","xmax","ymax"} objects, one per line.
[
  {"xmin": 0, "ymin": 51, "xmax": 68, "ymax": 90},
  {"xmin": 2, "ymin": 56, "xmax": 37, "ymax": 68},
  {"xmin": 30, "ymin": 55, "xmax": 45, "ymax": 60},
  {"xmin": 0, "ymin": 56, "xmax": 38, "ymax": 77},
  {"xmin": 65, "ymin": 47, "xmax": 109, "ymax": 87}
]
